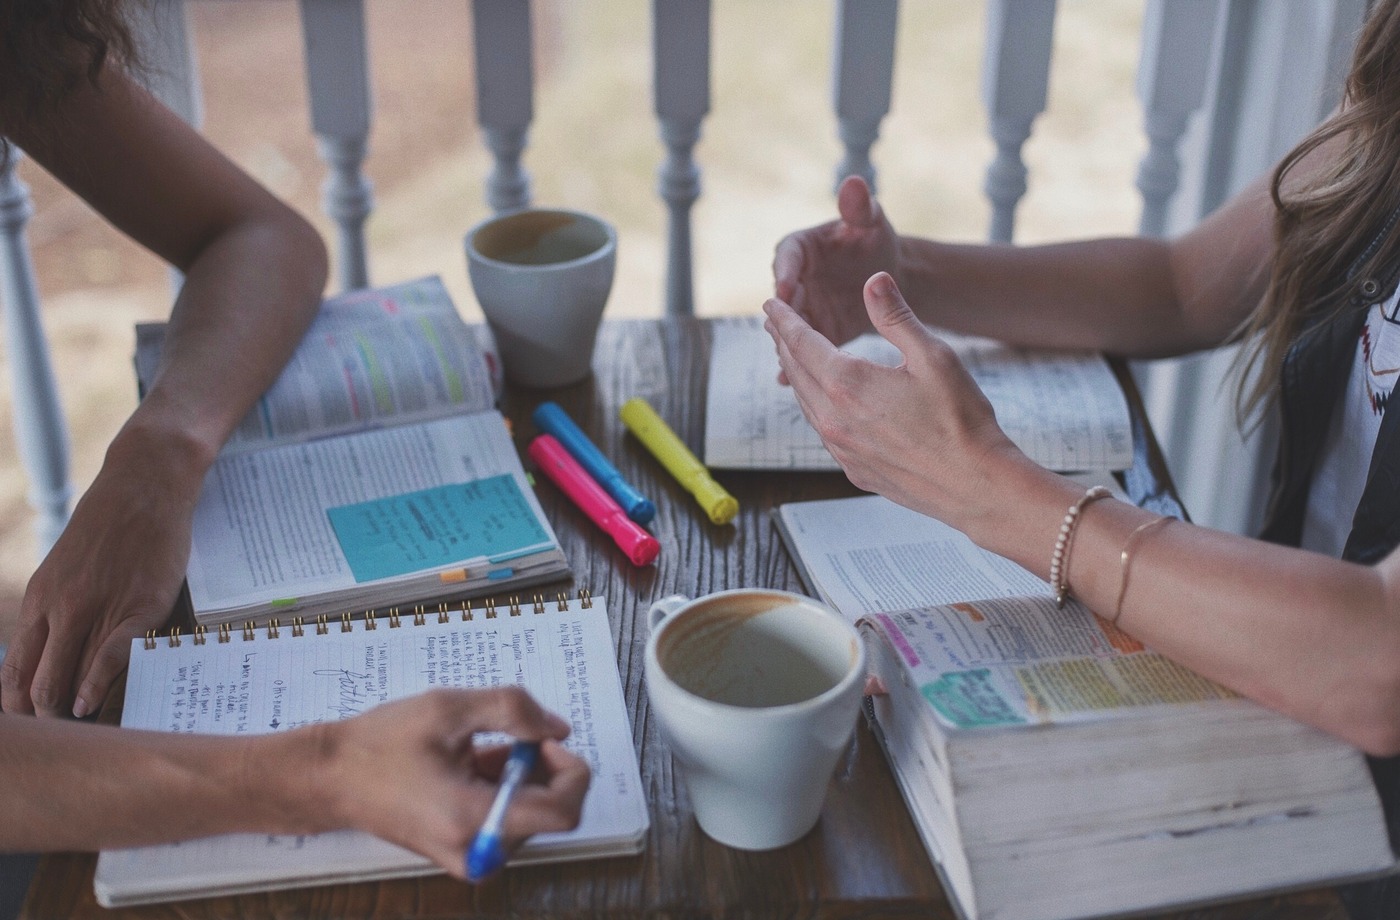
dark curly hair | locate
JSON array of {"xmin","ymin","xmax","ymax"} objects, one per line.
[{"xmin": 0, "ymin": 0, "xmax": 137, "ymax": 130}]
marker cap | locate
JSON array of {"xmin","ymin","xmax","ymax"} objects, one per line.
[
  {"xmin": 533, "ymin": 401, "xmax": 657, "ymax": 525},
  {"xmin": 619, "ymin": 492, "xmax": 658, "ymax": 526},
  {"xmin": 694, "ymin": 478, "xmax": 739, "ymax": 525},
  {"xmin": 617, "ymin": 526, "xmax": 661, "ymax": 566}
]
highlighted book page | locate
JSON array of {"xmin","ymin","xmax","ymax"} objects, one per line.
[
  {"xmin": 863, "ymin": 597, "xmax": 1237, "ymax": 731},
  {"xmin": 136, "ymin": 276, "xmax": 500, "ymax": 455}
]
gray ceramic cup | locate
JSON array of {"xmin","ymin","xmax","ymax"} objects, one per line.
[{"xmin": 465, "ymin": 208, "xmax": 616, "ymax": 388}]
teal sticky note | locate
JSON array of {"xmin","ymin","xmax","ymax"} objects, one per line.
[
  {"xmin": 921, "ymin": 670, "xmax": 1025, "ymax": 729},
  {"xmin": 327, "ymin": 474, "xmax": 550, "ymax": 583}
]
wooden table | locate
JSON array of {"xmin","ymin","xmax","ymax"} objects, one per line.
[{"xmin": 22, "ymin": 317, "xmax": 1357, "ymax": 919}]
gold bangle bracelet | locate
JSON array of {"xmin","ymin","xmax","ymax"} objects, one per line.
[{"xmin": 1110, "ymin": 516, "xmax": 1174, "ymax": 625}]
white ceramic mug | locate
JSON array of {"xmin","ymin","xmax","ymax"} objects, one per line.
[
  {"xmin": 465, "ymin": 208, "xmax": 616, "ymax": 388},
  {"xmin": 645, "ymin": 589, "xmax": 867, "ymax": 850}
]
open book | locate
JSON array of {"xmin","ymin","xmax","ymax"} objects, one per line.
[
  {"xmin": 94, "ymin": 592, "xmax": 648, "ymax": 908},
  {"xmin": 136, "ymin": 276, "xmax": 569, "ymax": 627},
  {"xmin": 775, "ymin": 495, "xmax": 1396, "ymax": 920},
  {"xmin": 705, "ymin": 319, "xmax": 1133, "ymax": 473}
]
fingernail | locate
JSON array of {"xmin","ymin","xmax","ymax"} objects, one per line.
[
  {"xmin": 871, "ymin": 272, "xmax": 894, "ymax": 296},
  {"xmin": 72, "ymin": 697, "xmax": 89, "ymax": 719}
]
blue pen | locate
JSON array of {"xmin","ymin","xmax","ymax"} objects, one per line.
[
  {"xmin": 466, "ymin": 740, "xmax": 540, "ymax": 882},
  {"xmin": 532, "ymin": 401, "xmax": 656, "ymax": 524}
]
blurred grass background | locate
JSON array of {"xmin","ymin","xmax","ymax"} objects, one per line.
[{"xmin": 0, "ymin": 0, "xmax": 1144, "ymax": 642}]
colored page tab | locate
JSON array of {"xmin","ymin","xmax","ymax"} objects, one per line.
[{"xmin": 327, "ymin": 474, "xmax": 550, "ymax": 583}]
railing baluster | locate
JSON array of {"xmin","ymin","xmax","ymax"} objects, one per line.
[
  {"xmin": 832, "ymin": 0, "xmax": 898, "ymax": 195},
  {"xmin": 129, "ymin": 0, "xmax": 204, "ymax": 128},
  {"xmin": 653, "ymin": 0, "xmax": 710, "ymax": 319},
  {"xmin": 981, "ymin": 0, "xmax": 1056, "ymax": 244},
  {"xmin": 472, "ymin": 0, "xmax": 533, "ymax": 214},
  {"xmin": 0, "ymin": 149, "xmax": 72, "ymax": 554},
  {"xmin": 1135, "ymin": 0, "xmax": 1221, "ymax": 238},
  {"xmin": 129, "ymin": 0, "xmax": 201, "ymax": 296},
  {"xmin": 299, "ymin": 0, "xmax": 374, "ymax": 291}
]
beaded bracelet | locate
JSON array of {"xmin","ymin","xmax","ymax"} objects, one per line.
[{"xmin": 1050, "ymin": 486, "xmax": 1111, "ymax": 608}]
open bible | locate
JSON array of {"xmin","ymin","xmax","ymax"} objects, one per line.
[
  {"xmin": 774, "ymin": 494, "xmax": 1396, "ymax": 920},
  {"xmin": 135, "ymin": 276, "xmax": 569, "ymax": 628}
]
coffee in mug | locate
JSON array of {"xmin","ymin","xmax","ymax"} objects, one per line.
[
  {"xmin": 465, "ymin": 209, "xmax": 616, "ymax": 388},
  {"xmin": 645, "ymin": 589, "xmax": 866, "ymax": 850}
]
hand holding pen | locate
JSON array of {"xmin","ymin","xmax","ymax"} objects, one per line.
[{"xmin": 314, "ymin": 687, "xmax": 588, "ymax": 882}]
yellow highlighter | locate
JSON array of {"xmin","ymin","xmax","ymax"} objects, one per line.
[{"xmin": 620, "ymin": 397, "xmax": 738, "ymax": 525}]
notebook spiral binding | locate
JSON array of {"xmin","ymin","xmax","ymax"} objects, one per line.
[{"xmin": 141, "ymin": 588, "xmax": 595, "ymax": 649}]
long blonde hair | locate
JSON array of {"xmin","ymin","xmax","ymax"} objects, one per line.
[{"xmin": 1237, "ymin": 0, "xmax": 1400, "ymax": 420}]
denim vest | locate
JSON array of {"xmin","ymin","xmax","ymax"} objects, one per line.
[{"xmin": 1259, "ymin": 205, "xmax": 1400, "ymax": 562}]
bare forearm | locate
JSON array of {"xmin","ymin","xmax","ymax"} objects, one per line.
[
  {"xmin": 136, "ymin": 212, "xmax": 327, "ymax": 468},
  {"xmin": 0, "ymin": 718, "xmax": 332, "ymax": 851},
  {"xmin": 14, "ymin": 66, "xmax": 328, "ymax": 480},
  {"xmin": 1, "ymin": 67, "xmax": 328, "ymax": 718},
  {"xmin": 896, "ymin": 235, "xmax": 1251, "ymax": 357},
  {"xmin": 1, "ymin": 689, "xmax": 590, "ymax": 873},
  {"xmin": 957, "ymin": 456, "xmax": 1400, "ymax": 755},
  {"xmin": 895, "ymin": 174, "xmax": 1275, "ymax": 357},
  {"xmin": 898, "ymin": 237, "xmax": 1184, "ymax": 355}
]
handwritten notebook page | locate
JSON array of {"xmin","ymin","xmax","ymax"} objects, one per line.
[
  {"xmin": 93, "ymin": 596, "xmax": 647, "ymax": 907},
  {"xmin": 705, "ymin": 320, "xmax": 1133, "ymax": 473}
]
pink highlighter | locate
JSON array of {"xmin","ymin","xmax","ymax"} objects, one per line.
[{"xmin": 528, "ymin": 434, "xmax": 661, "ymax": 566}]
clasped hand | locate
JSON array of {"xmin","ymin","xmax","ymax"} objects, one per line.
[
  {"xmin": 772, "ymin": 176, "xmax": 901, "ymax": 350},
  {"xmin": 2, "ymin": 427, "xmax": 203, "ymax": 718},
  {"xmin": 763, "ymin": 271, "xmax": 1024, "ymax": 535}
]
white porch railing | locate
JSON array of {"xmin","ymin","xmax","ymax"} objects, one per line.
[{"xmin": 0, "ymin": 0, "xmax": 1369, "ymax": 557}]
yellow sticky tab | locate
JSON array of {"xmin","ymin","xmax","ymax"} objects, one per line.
[{"xmin": 439, "ymin": 569, "xmax": 469, "ymax": 584}]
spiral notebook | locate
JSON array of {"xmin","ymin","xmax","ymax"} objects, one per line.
[{"xmin": 93, "ymin": 592, "xmax": 649, "ymax": 908}]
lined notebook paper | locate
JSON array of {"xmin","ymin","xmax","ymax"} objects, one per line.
[{"xmin": 94, "ymin": 593, "xmax": 648, "ymax": 908}]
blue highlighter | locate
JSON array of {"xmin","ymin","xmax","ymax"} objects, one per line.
[{"xmin": 532, "ymin": 401, "xmax": 656, "ymax": 525}]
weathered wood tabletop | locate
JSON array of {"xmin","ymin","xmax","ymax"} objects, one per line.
[{"xmin": 22, "ymin": 317, "xmax": 1356, "ymax": 919}]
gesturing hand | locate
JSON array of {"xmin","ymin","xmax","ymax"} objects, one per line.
[
  {"xmin": 324, "ymin": 686, "xmax": 590, "ymax": 878},
  {"xmin": 2, "ymin": 432, "xmax": 203, "ymax": 718},
  {"xmin": 771, "ymin": 175, "xmax": 901, "ymax": 349},
  {"xmin": 763, "ymin": 271, "xmax": 1025, "ymax": 532}
]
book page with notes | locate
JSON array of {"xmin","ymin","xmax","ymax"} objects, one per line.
[
  {"xmin": 705, "ymin": 320, "xmax": 1133, "ymax": 473},
  {"xmin": 94, "ymin": 596, "xmax": 647, "ymax": 906}
]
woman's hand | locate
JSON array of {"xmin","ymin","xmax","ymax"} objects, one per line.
[
  {"xmin": 318, "ymin": 686, "xmax": 590, "ymax": 879},
  {"xmin": 764, "ymin": 271, "xmax": 1028, "ymax": 536},
  {"xmin": 772, "ymin": 176, "xmax": 901, "ymax": 348}
]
